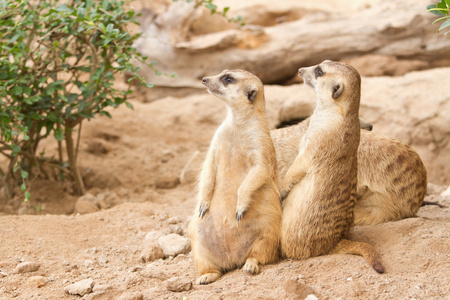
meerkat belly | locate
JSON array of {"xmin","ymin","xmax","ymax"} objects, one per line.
[{"xmin": 196, "ymin": 150, "xmax": 260, "ymax": 268}]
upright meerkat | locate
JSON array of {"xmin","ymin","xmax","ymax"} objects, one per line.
[
  {"xmin": 280, "ymin": 60, "xmax": 384, "ymax": 273},
  {"xmin": 189, "ymin": 70, "xmax": 282, "ymax": 285},
  {"xmin": 272, "ymin": 116, "xmax": 427, "ymax": 226}
]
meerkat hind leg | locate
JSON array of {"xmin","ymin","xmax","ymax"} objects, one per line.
[
  {"xmin": 332, "ymin": 239, "xmax": 384, "ymax": 274},
  {"xmin": 197, "ymin": 271, "xmax": 222, "ymax": 285},
  {"xmin": 243, "ymin": 257, "xmax": 260, "ymax": 274}
]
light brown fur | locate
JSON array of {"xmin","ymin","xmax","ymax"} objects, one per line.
[
  {"xmin": 189, "ymin": 70, "xmax": 282, "ymax": 285},
  {"xmin": 280, "ymin": 60, "xmax": 384, "ymax": 273},
  {"xmin": 272, "ymin": 116, "xmax": 427, "ymax": 226}
]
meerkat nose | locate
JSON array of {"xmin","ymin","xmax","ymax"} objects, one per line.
[
  {"xmin": 202, "ymin": 78, "xmax": 208, "ymax": 85},
  {"xmin": 298, "ymin": 68, "xmax": 305, "ymax": 77}
]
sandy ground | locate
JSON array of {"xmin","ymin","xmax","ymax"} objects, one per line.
[{"xmin": 0, "ymin": 94, "xmax": 449, "ymax": 299}]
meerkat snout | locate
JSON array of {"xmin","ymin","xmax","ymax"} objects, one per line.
[{"xmin": 202, "ymin": 78, "xmax": 208, "ymax": 85}]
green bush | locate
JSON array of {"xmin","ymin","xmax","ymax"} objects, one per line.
[
  {"xmin": 0, "ymin": 0, "xmax": 153, "ymax": 199},
  {"xmin": 427, "ymin": 0, "xmax": 450, "ymax": 37}
]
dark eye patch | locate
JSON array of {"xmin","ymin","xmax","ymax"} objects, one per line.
[
  {"xmin": 220, "ymin": 74, "xmax": 236, "ymax": 86},
  {"xmin": 315, "ymin": 66, "xmax": 324, "ymax": 78}
]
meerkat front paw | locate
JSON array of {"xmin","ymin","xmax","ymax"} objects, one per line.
[
  {"xmin": 243, "ymin": 257, "xmax": 260, "ymax": 274},
  {"xmin": 236, "ymin": 206, "xmax": 246, "ymax": 222},
  {"xmin": 196, "ymin": 272, "xmax": 221, "ymax": 285},
  {"xmin": 198, "ymin": 201, "xmax": 210, "ymax": 218}
]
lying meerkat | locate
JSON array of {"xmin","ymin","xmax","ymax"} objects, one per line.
[
  {"xmin": 272, "ymin": 117, "xmax": 427, "ymax": 226},
  {"xmin": 280, "ymin": 60, "xmax": 384, "ymax": 273},
  {"xmin": 188, "ymin": 69, "xmax": 282, "ymax": 285}
]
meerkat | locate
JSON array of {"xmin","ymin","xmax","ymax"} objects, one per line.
[
  {"xmin": 280, "ymin": 60, "xmax": 384, "ymax": 273},
  {"xmin": 272, "ymin": 116, "xmax": 427, "ymax": 226},
  {"xmin": 188, "ymin": 69, "xmax": 282, "ymax": 285}
]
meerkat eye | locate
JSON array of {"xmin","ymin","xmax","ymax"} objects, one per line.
[
  {"xmin": 220, "ymin": 74, "xmax": 235, "ymax": 86},
  {"xmin": 315, "ymin": 66, "xmax": 324, "ymax": 78}
]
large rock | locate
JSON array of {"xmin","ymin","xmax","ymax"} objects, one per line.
[
  {"xmin": 158, "ymin": 234, "xmax": 191, "ymax": 257},
  {"xmin": 135, "ymin": 0, "xmax": 450, "ymax": 90}
]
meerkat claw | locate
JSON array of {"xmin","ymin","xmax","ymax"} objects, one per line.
[
  {"xmin": 199, "ymin": 205, "xmax": 208, "ymax": 218},
  {"xmin": 236, "ymin": 210, "xmax": 245, "ymax": 222}
]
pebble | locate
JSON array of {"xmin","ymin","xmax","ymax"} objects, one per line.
[
  {"xmin": 64, "ymin": 278, "xmax": 94, "ymax": 296},
  {"xmin": 305, "ymin": 295, "xmax": 319, "ymax": 300},
  {"xmin": 74, "ymin": 200, "xmax": 99, "ymax": 215},
  {"xmin": 0, "ymin": 271, "xmax": 7, "ymax": 277},
  {"xmin": 27, "ymin": 276, "xmax": 46, "ymax": 288},
  {"xmin": 158, "ymin": 234, "xmax": 191, "ymax": 257},
  {"xmin": 84, "ymin": 260, "xmax": 94, "ymax": 268},
  {"xmin": 14, "ymin": 262, "xmax": 40, "ymax": 274},
  {"xmin": 117, "ymin": 292, "xmax": 144, "ymax": 300},
  {"xmin": 141, "ymin": 244, "xmax": 165, "ymax": 263},
  {"xmin": 440, "ymin": 186, "xmax": 450, "ymax": 198},
  {"xmin": 144, "ymin": 231, "xmax": 164, "ymax": 242},
  {"xmin": 92, "ymin": 284, "xmax": 112, "ymax": 294},
  {"xmin": 98, "ymin": 254, "xmax": 108, "ymax": 264},
  {"xmin": 166, "ymin": 277, "xmax": 193, "ymax": 292}
]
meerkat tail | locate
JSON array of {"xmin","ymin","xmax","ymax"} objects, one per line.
[{"xmin": 331, "ymin": 239, "xmax": 385, "ymax": 274}]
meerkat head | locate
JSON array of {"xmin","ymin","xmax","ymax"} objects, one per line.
[
  {"xmin": 202, "ymin": 69, "xmax": 265, "ymax": 112},
  {"xmin": 298, "ymin": 60, "xmax": 361, "ymax": 115}
]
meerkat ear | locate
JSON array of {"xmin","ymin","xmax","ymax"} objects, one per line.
[
  {"xmin": 332, "ymin": 83, "xmax": 344, "ymax": 99},
  {"xmin": 247, "ymin": 89, "xmax": 258, "ymax": 102}
]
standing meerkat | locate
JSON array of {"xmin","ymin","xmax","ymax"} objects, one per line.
[
  {"xmin": 272, "ymin": 113, "xmax": 427, "ymax": 226},
  {"xmin": 189, "ymin": 69, "xmax": 282, "ymax": 285},
  {"xmin": 280, "ymin": 60, "xmax": 384, "ymax": 273}
]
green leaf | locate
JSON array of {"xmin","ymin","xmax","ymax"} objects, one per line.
[
  {"xmin": 13, "ymin": 86, "xmax": 22, "ymax": 95},
  {"xmin": 106, "ymin": 23, "xmax": 114, "ymax": 34},
  {"xmin": 57, "ymin": 4, "xmax": 72, "ymax": 13},
  {"xmin": 100, "ymin": 111, "xmax": 112, "ymax": 118},
  {"xmin": 438, "ymin": 18, "xmax": 450, "ymax": 31},
  {"xmin": 11, "ymin": 144, "xmax": 21, "ymax": 155},
  {"xmin": 25, "ymin": 191, "xmax": 31, "ymax": 201},
  {"xmin": 427, "ymin": 5, "xmax": 446, "ymax": 16},
  {"xmin": 21, "ymin": 183, "xmax": 26, "ymax": 191},
  {"xmin": 21, "ymin": 170, "xmax": 29, "ymax": 179},
  {"xmin": 99, "ymin": 23, "xmax": 106, "ymax": 33},
  {"xmin": 125, "ymin": 101, "xmax": 134, "ymax": 109},
  {"xmin": 54, "ymin": 127, "xmax": 64, "ymax": 141}
]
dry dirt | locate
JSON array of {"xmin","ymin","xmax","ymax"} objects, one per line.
[{"xmin": 1, "ymin": 93, "xmax": 449, "ymax": 299}]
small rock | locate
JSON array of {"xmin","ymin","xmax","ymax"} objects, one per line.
[
  {"xmin": 65, "ymin": 264, "xmax": 79, "ymax": 272},
  {"xmin": 117, "ymin": 292, "xmax": 144, "ymax": 300},
  {"xmin": 84, "ymin": 260, "xmax": 94, "ymax": 268},
  {"xmin": 27, "ymin": 276, "xmax": 46, "ymax": 288},
  {"xmin": 166, "ymin": 277, "xmax": 193, "ymax": 292},
  {"xmin": 440, "ymin": 186, "xmax": 450, "ymax": 198},
  {"xmin": 158, "ymin": 234, "xmax": 191, "ymax": 257},
  {"xmin": 0, "ymin": 271, "xmax": 7, "ymax": 277},
  {"xmin": 131, "ymin": 266, "xmax": 143, "ymax": 272},
  {"xmin": 98, "ymin": 254, "xmax": 108, "ymax": 264},
  {"xmin": 305, "ymin": 295, "xmax": 319, "ymax": 300},
  {"xmin": 169, "ymin": 225, "xmax": 184, "ymax": 235},
  {"xmin": 64, "ymin": 278, "xmax": 94, "ymax": 296},
  {"xmin": 74, "ymin": 200, "xmax": 99, "ymax": 215},
  {"xmin": 14, "ymin": 262, "xmax": 40, "ymax": 273},
  {"xmin": 141, "ymin": 244, "xmax": 165, "ymax": 263},
  {"xmin": 144, "ymin": 231, "xmax": 164, "ymax": 242},
  {"xmin": 92, "ymin": 284, "xmax": 112, "ymax": 294}
]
